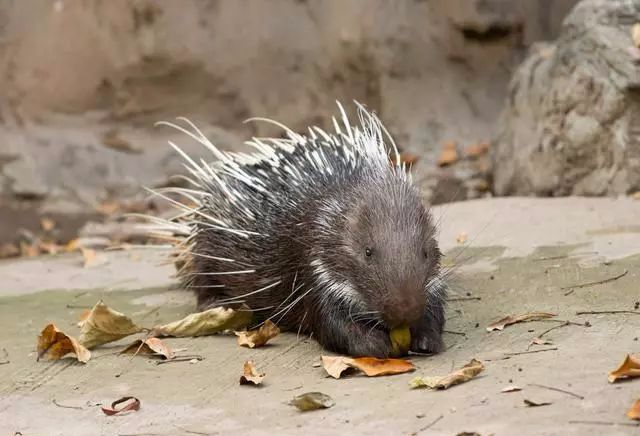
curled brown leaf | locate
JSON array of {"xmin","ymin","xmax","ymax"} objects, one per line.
[
  {"xmin": 608, "ymin": 354, "xmax": 640, "ymax": 383},
  {"xmin": 239, "ymin": 360, "xmax": 265, "ymax": 386},
  {"xmin": 101, "ymin": 396, "xmax": 140, "ymax": 416},
  {"xmin": 410, "ymin": 359, "xmax": 484, "ymax": 390},
  {"xmin": 37, "ymin": 324, "xmax": 91, "ymax": 363},
  {"xmin": 235, "ymin": 319, "xmax": 280, "ymax": 348},
  {"xmin": 487, "ymin": 312, "xmax": 556, "ymax": 332},
  {"xmin": 121, "ymin": 337, "xmax": 174, "ymax": 360},
  {"xmin": 628, "ymin": 399, "xmax": 640, "ymax": 420}
]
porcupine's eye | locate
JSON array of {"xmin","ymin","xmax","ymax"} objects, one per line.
[{"xmin": 365, "ymin": 247, "xmax": 373, "ymax": 257}]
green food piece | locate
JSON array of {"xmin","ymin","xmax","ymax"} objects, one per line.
[{"xmin": 390, "ymin": 326, "xmax": 411, "ymax": 356}]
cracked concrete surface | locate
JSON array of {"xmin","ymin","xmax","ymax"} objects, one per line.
[{"xmin": 1, "ymin": 197, "xmax": 639, "ymax": 435}]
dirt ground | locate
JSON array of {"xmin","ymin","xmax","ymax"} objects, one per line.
[{"xmin": 1, "ymin": 197, "xmax": 639, "ymax": 435}]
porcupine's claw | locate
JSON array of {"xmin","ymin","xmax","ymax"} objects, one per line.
[{"xmin": 410, "ymin": 296, "xmax": 445, "ymax": 354}]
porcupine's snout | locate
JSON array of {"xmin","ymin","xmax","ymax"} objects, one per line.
[{"xmin": 380, "ymin": 280, "xmax": 425, "ymax": 328}]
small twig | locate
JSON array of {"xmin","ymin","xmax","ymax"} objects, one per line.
[
  {"xmin": 569, "ymin": 420, "xmax": 639, "ymax": 427},
  {"xmin": 560, "ymin": 269, "xmax": 628, "ymax": 291},
  {"xmin": 65, "ymin": 304, "xmax": 92, "ymax": 309},
  {"xmin": 447, "ymin": 297, "xmax": 481, "ymax": 302},
  {"xmin": 410, "ymin": 414, "xmax": 444, "ymax": 435},
  {"xmin": 537, "ymin": 321, "xmax": 571, "ymax": 339},
  {"xmin": 536, "ymin": 319, "xmax": 587, "ymax": 326},
  {"xmin": 156, "ymin": 355, "xmax": 204, "ymax": 365},
  {"xmin": 52, "ymin": 399, "xmax": 83, "ymax": 410},
  {"xmin": 505, "ymin": 347, "xmax": 558, "ymax": 356},
  {"xmin": 443, "ymin": 329, "xmax": 466, "ymax": 336},
  {"xmin": 576, "ymin": 310, "xmax": 640, "ymax": 316},
  {"xmin": 174, "ymin": 426, "xmax": 214, "ymax": 436},
  {"xmin": 527, "ymin": 383, "xmax": 584, "ymax": 400}
]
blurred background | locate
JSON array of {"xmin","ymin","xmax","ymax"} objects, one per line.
[{"xmin": 1, "ymin": 0, "xmax": 639, "ymax": 256}]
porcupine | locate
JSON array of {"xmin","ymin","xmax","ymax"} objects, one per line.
[{"xmin": 152, "ymin": 103, "xmax": 447, "ymax": 358}]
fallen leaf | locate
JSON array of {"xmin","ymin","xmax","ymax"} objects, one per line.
[
  {"xmin": 347, "ymin": 356, "xmax": 415, "ymax": 377},
  {"xmin": 235, "ymin": 319, "xmax": 280, "ymax": 348},
  {"xmin": 608, "ymin": 354, "xmax": 640, "ymax": 383},
  {"xmin": 239, "ymin": 360, "xmax": 265, "ymax": 386},
  {"xmin": 501, "ymin": 385, "xmax": 523, "ymax": 393},
  {"xmin": 77, "ymin": 309, "xmax": 91, "ymax": 327},
  {"xmin": 289, "ymin": 392, "xmax": 335, "ymax": 411},
  {"xmin": 321, "ymin": 355, "xmax": 353, "ymax": 379},
  {"xmin": 437, "ymin": 141, "xmax": 458, "ymax": 166},
  {"xmin": 632, "ymin": 23, "xmax": 640, "ymax": 48},
  {"xmin": 391, "ymin": 151, "xmax": 420, "ymax": 167},
  {"xmin": 102, "ymin": 129, "xmax": 142, "ymax": 154},
  {"xmin": 464, "ymin": 142, "xmax": 490, "ymax": 158},
  {"xmin": 37, "ymin": 324, "xmax": 91, "ymax": 363},
  {"xmin": 530, "ymin": 337, "xmax": 553, "ymax": 346},
  {"xmin": 321, "ymin": 355, "xmax": 415, "ymax": 378},
  {"xmin": 152, "ymin": 306, "xmax": 252, "ymax": 337},
  {"xmin": 390, "ymin": 326, "xmax": 411, "ymax": 356},
  {"xmin": 631, "ymin": 191, "xmax": 640, "ymax": 200},
  {"xmin": 486, "ymin": 312, "xmax": 556, "ymax": 332},
  {"xmin": 79, "ymin": 301, "xmax": 144, "ymax": 349},
  {"xmin": 40, "ymin": 218, "xmax": 56, "ymax": 232},
  {"xmin": 456, "ymin": 232, "xmax": 468, "ymax": 244},
  {"xmin": 121, "ymin": 338, "xmax": 174, "ymax": 359},
  {"xmin": 524, "ymin": 399, "xmax": 552, "ymax": 407},
  {"xmin": 101, "ymin": 396, "xmax": 141, "ymax": 416},
  {"xmin": 410, "ymin": 359, "xmax": 484, "ymax": 390},
  {"xmin": 628, "ymin": 399, "xmax": 640, "ymax": 420},
  {"xmin": 0, "ymin": 242, "xmax": 20, "ymax": 259}
]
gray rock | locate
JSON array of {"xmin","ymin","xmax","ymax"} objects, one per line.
[{"xmin": 492, "ymin": 0, "xmax": 640, "ymax": 196}]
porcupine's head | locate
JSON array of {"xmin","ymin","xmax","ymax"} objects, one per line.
[{"xmin": 311, "ymin": 134, "xmax": 443, "ymax": 332}]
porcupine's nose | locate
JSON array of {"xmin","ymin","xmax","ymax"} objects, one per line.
[{"xmin": 381, "ymin": 286, "xmax": 424, "ymax": 328}]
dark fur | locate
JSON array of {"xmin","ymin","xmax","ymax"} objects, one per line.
[{"xmin": 183, "ymin": 120, "xmax": 446, "ymax": 357}]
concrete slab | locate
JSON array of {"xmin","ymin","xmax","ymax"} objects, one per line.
[{"xmin": 1, "ymin": 197, "xmax": 639, "ymax": 435}]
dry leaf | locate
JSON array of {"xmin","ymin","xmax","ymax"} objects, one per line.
[
  {"xmin": 391, "ymin": 151, "xmax": 420, "ymax": 167},
  {"xmin": 524, "ymin": 399, "xmax": 552, "ymax": 407},
  {"xmin": 390, "ymin": 326, "xmax": 411, "ymax": 356},
  {"xmin": 530, "ymin": 337, "xmax": 553, "ymax": 346},
  {"xmin": 347, "ymin": 356, "xmax": 415, "ymax": 377},
  {"xmin": 289, "ymin": 392, "xmax": 335, "ymax": 411},
  {"xmin": 631, "ymin": 191, "xmax": 640, "ymax": 200},
  {"xmin": 152, "ymin": 306, "xmax": 252, "ymax": 337},
  {"xmin": 464, "ymin": 142, "xmax": 490, "ymax": 158},
  {"xmin": 321, "ymin": 355, "xmax": 353, "ymax": 379},
  {"xmin": 321, "ymin": 355, "xmax": 415, "ymax": 378},
  {"xmin": 40, "ymin": 218, "xmax": 55, "ymax": 232},
  {"xmin": 121, "ymin": 338, "xmax": 174, "ymax": 360},
  {"xmin": 79, "ymin": 300, "xmax": 143, "ymax": 349},
  {"xmin": 0, "ymin": 242, "xmax": 20, "ymax": 259},
  {"xmin": 101, "ymin": 396, "xmax": 141, "ymax": 416},
  {"xmin": 77, "ymin": 309, "xmax": 91, "ymax": 327},
  {"xmin": 608, "ymin": 354, "xmax": 640, "ymax": 383},
  {"xmin": 37, "ymin": 324, "xmax": 91, "ymax": 363},
  {"xmin": 628, "ymin": 399, "xmax": 640, "ymax": 420},
  {"xmin": 102, "ymin": 129, "xmax": 142, "ymax": 154},
  {"xmin": 437, "ymin": 141, "xmax": 458, "ymax": 166},
  {"xmin": 410, "ymin": 359, "xmax": 484, "ymax": 390},
  {"xmin": 456, "ymin": 232, "xmax": 468, "ymax": 244},
  {"xmin": 501, "ymin": 385, "xmax": 523, "ymax": 393},
  {"xmin": 239, "ymin": 360, "xmax": 265, "ymax": 386},
  {"xmin": 632, "ymin": 23, "xmax": 640, "ymax": 48},
  {"xmin": 486, "ymin": 312, "xmax": 556, "ymax": 332},
  {"xmin": 235, "ymin": 319, "xmax": 280, "ymax": 348}
]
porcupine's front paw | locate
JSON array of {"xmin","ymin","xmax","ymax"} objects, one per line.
[
  {"xmin": 410, "ymin": 305, "xmax": 445, "ymax": 354},
  {"xmin": 347, "ymin": 326, "xmax": 394, "ymax": 358}
]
